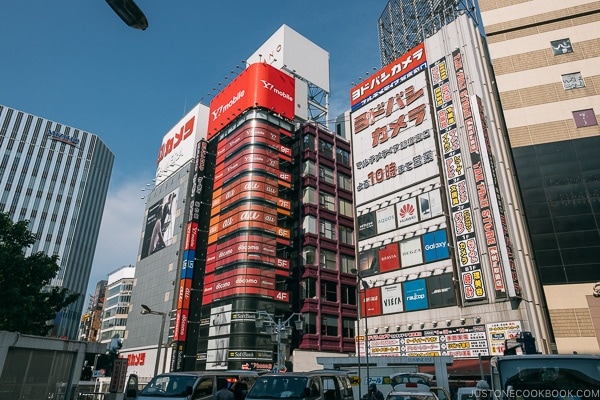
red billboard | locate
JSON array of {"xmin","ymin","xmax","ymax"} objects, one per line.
[{"xmin": 208, "ymin": 63, "xmax": 295, "ymax": 138}]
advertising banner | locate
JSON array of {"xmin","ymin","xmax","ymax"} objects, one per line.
[
  {"xmin": 403, "ymin": 278, "xmax": 428, "ymax": 311},
  {"xmin": 140, "ymin": 188, "xmax": 179, "ymax": 259},
  {"xmin": 351, "ymin": 71, "xmax": 438, "ymax": 207},
  {"xmin": 208, "ymin": 63, "xmax": 295, "ymax": 138}
]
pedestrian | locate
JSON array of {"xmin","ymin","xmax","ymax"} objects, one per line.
[
  {"xmin": 215, "ymin": 378, "xmax": 234, "ymax": 400},
  {"xmin": 368, "ymin": 383, "xmax": 384, "ymax": 400}
]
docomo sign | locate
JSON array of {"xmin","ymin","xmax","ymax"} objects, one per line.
[{"xmin": 208, "ymin": 62, "xmax": 295, "ymax": 139}]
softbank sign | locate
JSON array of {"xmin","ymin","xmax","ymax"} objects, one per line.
[{"xmin": 208, "ymin": 62, "xmax": 295, "ymax": 139}]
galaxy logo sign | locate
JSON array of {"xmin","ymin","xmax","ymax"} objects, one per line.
[{"xmin": 208, "ymin": 62, "xmax": 295, "ymax": 138}]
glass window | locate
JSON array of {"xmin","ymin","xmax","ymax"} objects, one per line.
[
  {"xmin": 302, "ymin": 215, "xmax": 317, "ymax": 235},
  {"xmin": 339, "ymin": 198, "xmax": 353, "ymax": 218},
  {"xmin": 340, "ymin": 254, "xmax": 355, "ymax": 274},
  {"xmin": 321, "ymin": 280, "xmax": 337, "ymax": 302},
  {"xmin": 336, "ymin": 148, "xmax": 350, "ymax": 166},
  {"xmin": 561, "ymin": 72, "xmax": 585, "ymax": 90},
  {"xmin": 305, "ymin": 313, "xmax": 317, "ymax": 334},
  {"xmin": 301, "ymin": 278, "xmax": 317, "ymax": 299},
  {"xmin": 572, "ymin": 109, "xmax": 598, "ymax": 128},
  {"xmin": 320, "ymin": 220, "xmax": 336, "ymax": 240},
  {"xmin": 342, "ymin": 317, "xmax": 355, "ymax": 339},
  {"xmin": 303, "ymin": 134, "xmax": 315, "ymax": 151},
  {"xmin": 303, "ymin": 246, "xmax": 316, "ymax": 265},
  {"xmin": 319, "ymin": 166, "xmax": 335, "ymax": 184},
  {"xmin": 341, "ymin": 284, "xmax": 357, "ymax": 305},
  {"xmin": 551, "ymin": 38, "xmax": 573, "ymax": 55},
  {"xmin": 318, "ymin": 139, "xmax": 334, "ymax": 158},
  {"xmin": 320, "ymin": 249, "xmax": 337, "ymax": 270},
  {"xmin": 321, "ymin": 315, "xmax": 338, "ymax": 336},
  {"xmin": 320, "ymin": 192, "xmax": 335, "ymax": 211},
  {"xmin": 302, "ymin": 160, "xmax": 316, "ymax": 177},
  {"xmin": 303, "ymin": 187, "xmax": 317, "ymax": 205},
  {"xmin": 338, "ymin": 173, "xmax": 352, "ymax": 191},
  {"xmin": 339, "ymin": 226, "xmax": 354, "ymax": 245}
]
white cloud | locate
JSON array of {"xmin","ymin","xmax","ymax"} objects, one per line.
[{"xmin": 85, "ymin": 178, "xmax": 147, "ymax": 296}]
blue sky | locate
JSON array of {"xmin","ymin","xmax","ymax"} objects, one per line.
[{"xmin": 1, "ymin": 1, "xmax": 388, "ymax": 299}]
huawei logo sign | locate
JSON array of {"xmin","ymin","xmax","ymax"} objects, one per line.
[{"xmin": 399, "ymin": 203, "xmax": 415, "ymax": 218}]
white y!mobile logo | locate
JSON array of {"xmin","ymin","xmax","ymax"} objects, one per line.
[{"xmin": 260, "ymin": 80, "xmax": 293, "ymax": 102}]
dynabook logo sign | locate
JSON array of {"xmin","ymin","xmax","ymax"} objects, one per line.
[{"xmin": 47, "ymin": 129, "xmax": 79, "ymax": 146}]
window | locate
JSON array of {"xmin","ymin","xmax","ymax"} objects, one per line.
[
  {"xmin": 562, "ymin": 72, "xmax": 585, "ymax": 89},
  {"xmin": 320, "ymin": 192, "xmax": 335, "ymax": 211},
  {"xmin": 303, "ymin": 187, "xmax": 317, "ymax": 205},
  {"xmin": 302, "ymin": 215, "xmax": 317, "ymax": 235},
  {"xmin": 320, "ymin": 220, "xmax": 336, "ymax": 240},
  {"xmin": 305, "ymin": 313, "xmax": 317, "ymax": 334},
  {"xmin": 340, "ymin": 254, "xmax": 355, "ymax": 274},
  {"xmin": 339, "ymin": 198, "xmax": 353, "ymax": 218},
  {"xmin": 303, "ymin": 246, "xmax": 316, "ymax": 265},
  {"xmin": 342, "ymin": 317, "xmax": 355, "ymax": 339},
  {"xmin": 338, "ymin": 173, "xmax": 352, "ymax": 191},
  {"xmin": 303, "ymin": 134, "xmax": 315, "ymax": 151},
  {"xmin": 551, "ymin": 38, "xmax": 573, "ymax": 55},
  {"xmin": 339, "ymin": 226, "xmax": 354, "ymax": 245},
  {"xmin": 341, "ymin": 284, "xmax": 357, "ymax": 305},
  {"xmin": 321, "ymin": 280, "xmax": 337, "ymax": 302},
  {"xmin": 318, "ymin": 139, "xmax": 334, "ymax": 158},
  {"xmin": 302, "ymin": 278, "xmax": 317, "ymax": 299},
  {"xmin": 321, "ymin": 315, "xmax": 338, "ymax": 336},
  {"xmin": 319, "ymin": 166, "xmax": 335, "ymax": 184},
  {"xmin": 572, "ymin": 109, "xmax": 598, "ymax": 128},
  {"xmin": 336, "ymin": 148, "xmax": 350, "ymax": 166},
  {"xmin": 302, "ymin": 160, "xmax": 316, "ymax": 177},
  {"xmin": 320, "ymin": 249, "xmax": 337, "ymax": 270}
]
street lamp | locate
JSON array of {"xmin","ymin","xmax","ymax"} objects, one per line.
[
  {"xmin": 351, "ymin": 269, "xmax": 371, "ymax": 389},
  {"xmin": 255, "ymin": 311, "xmax": 303, "ymax": 372},
  {"xmin": 141, "ymin": 304, "xmax": 167, "ymax": 377}
]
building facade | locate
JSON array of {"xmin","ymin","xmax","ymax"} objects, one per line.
[
  {"xmin": 378, "ymin": 0, "xmax": 479, "ymax": 65},
  {"xmin": 479, "ymin": 0, "xmax": 600, "ymax": 354},
  {"xmin": 79, "ymin": 280, "xmax": 107, "ymax": 342},
  {"xmin": 120, "ymin": 25, "xmax": 360, "ymax": 378},
  {"xmin": 0, "ymin": 105, "xmax": 114, "ymax": 339},
  {"xmin": 365, "ymin": 12, "xmax": 553, "ymax": 375},
  {"xmin": 98, "ymin": 265, "xmax": 135, "ymax": 344}
]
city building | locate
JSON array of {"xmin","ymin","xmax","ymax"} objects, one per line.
[
  {"xmin": 79, "ymin": 280, "xmax": 107, "ymax": 342},
  {"xmin": 363, "ymin": 9, "xmax": 554, "ymax": 377},
  {"xmin": 121, "ymin": 25, "xmax": 359, "ymax": 378},
  {"xmin": 479, "ymin": 0, "xmax": 600, "ymax": 354},
  {"xmin": 98, "ymin": 265, "xmax": 135, "ymax": 344},
  {"xmin": 378, "ymin": 0, "xmax": 479, "ymax": 65},
  {"xmin": 0, "ymin": 105, "xmax": 114, "ymax": 339}
]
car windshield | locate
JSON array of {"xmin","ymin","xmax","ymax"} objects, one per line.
[
  {"xmin": 139, "ymin": 375, "xmax": 196, "ymax": 397},
  {"xmin": 247, "ymin": 376, "xmax": 309, "ymax": 399}
]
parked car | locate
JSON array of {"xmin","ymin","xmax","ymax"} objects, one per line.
[
  {"xmin": 245, "ymin": 370, "xmax": 354, "ymax": 400},
  {"xmin": 385, "ymin": 382, "xmax": 440, "ymax": 400},
  {"xmin": 127, "ymin": 370, "xmax": 258, "ymax": 400}
]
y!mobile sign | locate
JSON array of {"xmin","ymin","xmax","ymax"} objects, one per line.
[{"xmin": 208, "ymin": 63, "xmax": 295, "ymax": 139}]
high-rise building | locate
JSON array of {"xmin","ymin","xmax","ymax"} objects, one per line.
[
  {"xmin": 479, "ymin": 0, "xmax": 600, "ymax": 354},
  {"xmin": 121, "ymin": 25, "xmax": 358, "ymax": 378},
  {"xmin": 378, "ymin": 0, "xmax": 479, "ymax": 65},
  {"xmin": 98, "ymin": 265, "xmax": 135, "ymax": 344},
  {"xmin": 367, "ymin": 9, "xmax": 553, "ymax": 377},
  {"xmin": 0, "ymin": 105, "xmax": 114, "ymax": 339}
]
